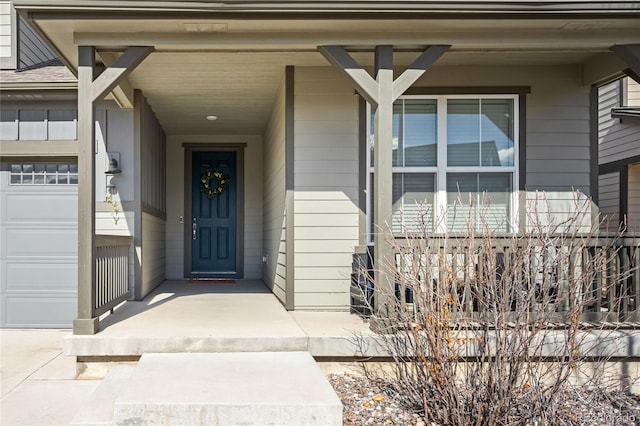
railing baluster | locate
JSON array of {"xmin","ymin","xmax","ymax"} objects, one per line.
[
  {"xmin": 92, "ymin": 236, "xmax": 132, "ymax": 318},
  {"xmin": 362, "ymin": 236, "xmax": 639, "ymax": 325}
]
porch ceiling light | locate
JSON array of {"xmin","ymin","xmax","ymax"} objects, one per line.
[{"xmin": 206, "ymin": 115, "xmax": 218, "ymax": 121}]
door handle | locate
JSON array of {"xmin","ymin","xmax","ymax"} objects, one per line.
[{"xmin": 192, "ymin": 218, "xmax": 197, "ymax": 240}]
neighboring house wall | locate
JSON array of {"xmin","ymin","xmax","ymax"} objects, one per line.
[
  {"xmin": 293, "ymin": 67, "xmax": 360, "ymax": 310},
  {"xmin": 627, "ymin": 78, "xmax": 640, "ymax": 107},
  {"xmin": 262, "ymin": 75, "xmax": 287, "ymax": 304},
  {"xmin": 165, "ymin": 134, "xmax": 263, "ymax": 280},
  {"xmin": 599, "ymin": 78, "xmax": 640, "ymax": 165},
  {"xmin": 0, "ymin": 100, "xmax": 77, "ymax": 141},
  {"xmin": 17, "ymin": 15, "xmax": 56, "ymax": 69},
  {"xmin": 0, "ymin": 0, "xmax": 16, "ymax": 69},
  {"xmin": 629, "ymin": 163, "xmax": 640, "ymax": 232},
  {"xmin": 0, "ymin": 99, "xmax": 137, "ymax": 326}
]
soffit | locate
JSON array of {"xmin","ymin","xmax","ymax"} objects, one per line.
[{"xmin": 21, "ymin": 16, "xmax": 640, "ymax": 135}]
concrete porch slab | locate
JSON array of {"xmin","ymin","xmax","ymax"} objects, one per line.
[
  {"xmin": 64, "ymin": 280, "xmax": 310, "ymax": 356},
  {"xmin": 112, "ymin": 352, "xmax": 342, "ymax": 426},
  {"xmin": 64, "ymin": 280, "xmax": 383, "ymax": 359}
]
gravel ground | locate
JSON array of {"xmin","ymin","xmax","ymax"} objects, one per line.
[
  {"xmin": 327, "ymin": 373, "xmax": 425, "ymax": 426},
  {"xmin": 327, "ymin": 373, "xmax": 640, "ymax": 426}
]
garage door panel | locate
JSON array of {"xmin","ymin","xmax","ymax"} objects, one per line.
[
  {"xmin": 4, "ymin": 228, "xmax": 77, "ymax": 258},
  {"xmin": 1, "ymin": 162, "xmax": 79, "ymax": 328},
  {"xmin": 4, "ymin": 262, "xmax": 76, "ymax": 291},
  {"xmin": 3, "ymin": 193, "xmax": 77, "ymax": 225},
  {"xmin": 1, "ymin": 295, "xmax": 76, "ymax": 328}
]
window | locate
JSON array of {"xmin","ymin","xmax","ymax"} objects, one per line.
[
  {"xmin": 367, "ymin": 95, "xmax": 518, "ymax": 238},
  {"xmin": 10, "ymin": 162, "xmax": 78, "ymax": 185}
]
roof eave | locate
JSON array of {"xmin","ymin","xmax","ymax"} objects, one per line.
[{"xmin": 12, "ymin": 1, "xmax": 640, "ymax": 18}]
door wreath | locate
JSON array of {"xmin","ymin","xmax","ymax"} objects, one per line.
[{"xmin": 200, "ymin": 168, "xmax": 230, "ymax": 199}]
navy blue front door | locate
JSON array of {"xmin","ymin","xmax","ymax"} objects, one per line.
[{"xmin": 191, "ymin": 151, "xmax": 237, "ymax": 275}]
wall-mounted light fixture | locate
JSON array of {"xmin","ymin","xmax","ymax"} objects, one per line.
[{"xmin": 105, "ymin": 152, "xmax": 121, "ymax": 194}]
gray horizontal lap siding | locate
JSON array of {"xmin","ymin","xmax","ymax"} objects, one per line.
[{"xmin": 599, "ymin": 78, "xmax": 640, "ymax": 165}]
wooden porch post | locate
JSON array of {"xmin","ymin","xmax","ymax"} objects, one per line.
[
  {"xmin": 319, "ymin": 45, "xmax": 449, "ymax": 321},
  {"xmin": 372, "ymin": 46, "xmax": 395, "ymax": 315},
  {"xmin": 73, "ymin": 46, "xmax": 153, "ymax": 335},
  {"xmin": 74, "ymin": 45, "xmax": 98, "ymax": 335}
]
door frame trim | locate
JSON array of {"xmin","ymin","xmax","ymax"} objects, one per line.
[{"xmin": 183, "ymin": 143, "xmax": 246, "ymax": 279}]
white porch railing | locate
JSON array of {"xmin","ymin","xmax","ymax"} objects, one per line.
[{"xmin": 94, "ymin": 235, "xmax": 132, "ymax": 317}]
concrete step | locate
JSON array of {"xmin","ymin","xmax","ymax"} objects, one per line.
[
  {"xmin": 69, "ymin": 365, "xmax": 136, "ymax": 426},
  {"xmin": 113, "ymin": 352, "xmax": 342, "ymax": 426}
]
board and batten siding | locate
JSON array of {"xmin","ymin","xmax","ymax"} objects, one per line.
[
  {"xmin": 136, "ymin": 92, "xmax": 167, "ymax": 297},
  {"xmin": 599, "ymin": 78, "xmax": 640, "ymax": 165},
  {"xmin": 293, "ymin": 67, "xmax": 360, "ymax": 311},
  {"xmin": 165, "ymin": 135, "xmax": 263, "ymax": 280},
  {"xmin": 262, "ymin": 75, "xmax": 287, "ymax": 304},
  {"xmin": 142, "ymin": 212, "xmax": 165, "ymax": 293}
]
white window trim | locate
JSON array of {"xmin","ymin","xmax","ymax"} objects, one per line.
[{"xmin": 366, "ymin": 94, "xmax": 520, "ymax": 242}]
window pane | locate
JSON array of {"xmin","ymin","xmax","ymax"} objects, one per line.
[
  {"xmin": 404, "ymin": 100, "xmax": 437, "ymax": 166},
  {"xmin": 392, "ymin": 173, "xmax": 435, "ymax": 233},
  {"xmin": 9, "ymin": 162, "xmax": 78, "ymax": 185},
  {"xmin": 448, "ymin": 99, "xmax": 515, "ymax": 167},
  {"xmin": 369, "ymin": 100, "xmax": 436, "ymax": 167},
  {"xmin": 447, "ymin": 172, "xmax": 512, "ymax": 232},
  {"xmin": 481, "ymin": 99, "xmax": 514, "ymax": 166},
  {"xmin": 392, "ymin": 103, "xmax": 402, "ymax": 167},
  {"xmin": 369, "ymin": 106, "xmax": 401, "ymax": 167},
  {"xmin": 448, "ymin": 99, "xmax": 480, "ymax": 166}
]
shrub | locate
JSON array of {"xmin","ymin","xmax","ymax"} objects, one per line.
[{"xmin": 356, "ymin": 193, "xmax": 640, "ymax": 425}]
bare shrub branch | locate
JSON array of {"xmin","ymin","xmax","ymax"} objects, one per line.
[{"xmin": 353, "ymin": 191, "xmax": 640, "ymax": 425}]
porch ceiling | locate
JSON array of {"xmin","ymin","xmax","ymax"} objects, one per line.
[{"xmin": 22, "ymin": 16, "xmax": 640, "ymax": 135}]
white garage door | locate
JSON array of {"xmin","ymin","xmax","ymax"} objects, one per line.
[{"xmin": 0, "ymin": 161, "xmax": 78, "ymax": 328}]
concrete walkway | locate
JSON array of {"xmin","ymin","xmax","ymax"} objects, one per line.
[
  {"xmin": 1, "ymin": 280, "xmax": 375, "ymax": 425},
  {"xmin": 1, "ymin": 329, "xmax": 100, "ymax": 426}
]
